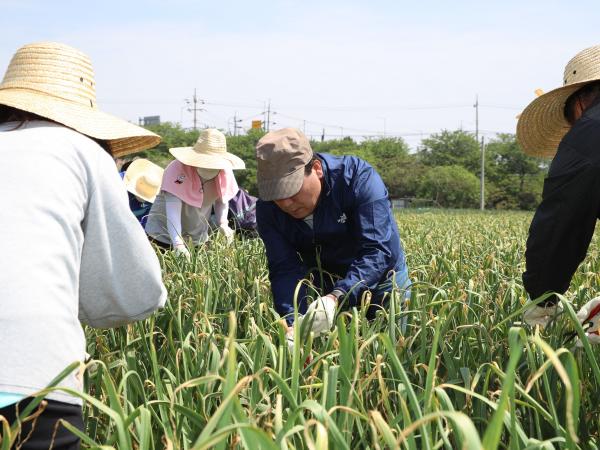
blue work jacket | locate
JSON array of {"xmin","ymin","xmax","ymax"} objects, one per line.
[{"xmin": 256, "ymin": 153, "xmax": 407, "ymax": 322}]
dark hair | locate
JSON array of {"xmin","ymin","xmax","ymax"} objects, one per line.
[
  {"xmin": 0, "ymin": 105, "xmax": 113, "ymax": 156},
  {"xmin": 564, "ymin": 81, "xmax": 600, "ymax": 125},
  {"xmin": 304, "ymin": 156, "xmax": 318, "ymax": 175},
  {"xmin": 0, "ymin": 105, "xmax": 45, "ymax": 126},
  {"xmin": 120, "ymin": 160, "xmax": 134, "ymax": 173}
]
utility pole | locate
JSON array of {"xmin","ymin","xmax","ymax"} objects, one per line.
[
  {"xmin": 186, "ymin": 88, "xmax": 205, "ymax": 130},
  {"xmin": 474, "ymin": 95, "xmax": 484, "ymax": 210},
  {"xmin": 233, "ymin": 112, "xmax": 242, "ymax": 136},
  {"xmin": 266, "ymin": 100, "xmax": 271, "ymax": 132},
  {"xmin": 474, "ymin": 94, "xmax": 479, "ymax": 144},
  {"xmin": 480, "ymin": 136, "xmax": 485, "ymax": 211},
  {"xmin": 321, "ymin": 128, "xmax": 325, "ymax": 142}
]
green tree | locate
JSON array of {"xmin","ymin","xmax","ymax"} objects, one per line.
[
  {"xmin": 362, "ymin": 138, "xmax": 420, "ymax": 198},
  {"xmin": 225, "ymin": 129, "xmax": 266, "ymax": 196},
  {"xmin": 417, "ymin": 165, "xmax": 480, "ymax": 208},
  {"xmin": 418, "ymin": 130, "xmax": 481, "ymax": 173},
  {"xmin": 485, "ymin": 133, "xmax": 546, "ymax": 210},
  {"xmin": 138, "ymin": 122, "xmax": 199, "ymax": 167}
]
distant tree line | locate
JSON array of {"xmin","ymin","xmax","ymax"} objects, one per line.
[{"xmin": 140, "ymin": 122, "xmax": 547, "ymax": 210}]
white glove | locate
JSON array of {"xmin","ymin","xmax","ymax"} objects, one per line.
[
  {"xmin": 285, "ymin": 326, "xmax": 313, "ymax": 365},
  {"xmin": 299, "ymin": 295, "xmax": 337, "ymax": 335},
  {"xmin": 575, "ymin": 297, "xmax": 600, "ymax": 345},
  {"xmin": 219, "ymin": 225, "xmax": 234, "ymax": 244},
  {"xmin": 285, "ymin": 328, "xmax": 295, "ymax": 355},
  {"xmin": 173, "ymin": 243, "xmax": 191, "ymax": 260},
  {"xmin": 523, "ymin": 302, "xmax": 563, "ymax": 327}
]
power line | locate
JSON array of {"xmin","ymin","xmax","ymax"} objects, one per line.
[{"xmin": 98, "ymin": 98, "xmax": 522, "ymax": 111}]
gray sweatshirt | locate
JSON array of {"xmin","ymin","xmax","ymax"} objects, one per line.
[{"xmin": 0, "ymin": 121, "xmax": 167, "ymax": 405}]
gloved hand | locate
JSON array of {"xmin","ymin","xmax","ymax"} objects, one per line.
[
  {"xmin": 575, "ymin": 297, "xmax": 600, "ymax": 345},
  {"xmin": 285, "ymin": 328, "xmax": 295, "ymax": 355},
  {"xmin": 523, "ymin": 301, "xmax": 563, "ymax": 327},
  {"xmin": 173, "ymin": 243, "xmax": 191, "ymax": 260},
  {"xmin": 299, "ymin": 295, "xmax": 337, "ymax": 335},
  {"xmin": 218, "ymin": 225, "xmax": 235, "ymax": 244},
  {"xmin": 285, "ymin": 325, "xmax": 313, "ymax": 366}
]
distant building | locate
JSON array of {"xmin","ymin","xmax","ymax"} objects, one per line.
[
  {"xmin": 139, "ymin": 116, "xmax": 160, "ymax": 126},
  {"xmin": 391, "ymin": 198, "xmax": 412, "ymax": 209}
]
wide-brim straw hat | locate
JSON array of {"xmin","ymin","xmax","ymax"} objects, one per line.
[
  {"xmin": 169, "ymin": 128, "xmax": 245, "ymax": 170},
  {"xmin": 123, "ymin": 158, "xmax": 164, "ymax": 203},
  {"xmin": 517, "ymin": 44, "xmax": 600, "ymax": 158},
  {"xmin": 0, "ymin": 42, "xmax": 160, "ymax": 158}
]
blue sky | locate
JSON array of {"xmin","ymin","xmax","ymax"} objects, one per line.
[{"xmin": 2, "ymin": 0, "xmax": 599, "ymax": 148}]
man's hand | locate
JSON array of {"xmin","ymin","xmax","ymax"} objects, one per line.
[
  {"xmin": 523, "ymin": 302, "xmax": 563, "ymax": 327},
  {"xmin": 300, "ymin": 294, "xmax": 337, "ymax": 335},
  {"xmin": 576, "ymin": 297, "xmax": 600, "ymax": 345},
  {"xmin": 285, "ymin": 325, "xmax": 313, "ymax": 366},
  {"xmin": 285, "ymin": 328, "xmax": 295, "ymax": 355}
]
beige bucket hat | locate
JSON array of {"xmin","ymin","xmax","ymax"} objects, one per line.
[
  {"xmin": 255, "ymin": 128, "xmax": 313, "ymax": 201},
  {"xmin": 123, "ymin": 159, "xmax": 164, "ymax": 203},
  {"xmin": 0, "ymin": 42, "xmax": 160, "ymax": 157},
  {"xmin": 517, "ymin": 44, "xmax": 600, "ymax": 158},
  {"xmin": 169, "ymin": 128, "xmax": 245, "ymax": 170}
]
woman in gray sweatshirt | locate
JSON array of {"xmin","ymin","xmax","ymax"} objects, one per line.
[{"xmin": 0, "ymin": 42, "xmax": 167, "ymax": 449}]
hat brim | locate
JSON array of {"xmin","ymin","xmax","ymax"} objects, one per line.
[
  {"xmin": 169, "ymin": 146, "xmax": 246, "ymax": 170},
  {"xmin": 258, "ymin": 166, "xmax": 305, "ymax": 201},
  {"xmin": 516, "ymin": 80, "xmax": 593, "ymax": 158},
  {"xmin": 124, "ymin": 159, "xmax": 164, "ymax": 202},
  {"xmin": 124, "ymin": 184, "xmax": 158, "ymax": 203},
  {"xmin": 0, "ymin": 88, "xmax": 160, "ymax": 158}
]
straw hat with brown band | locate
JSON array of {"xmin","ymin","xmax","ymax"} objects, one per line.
[
  {"xmin": 169, "ymin": 128, "xmax": 245, "ymax": 170},
  {"xmin": 517, "ymin": 44, "xmax": 600, "ymax": 158},
  {"xmin": 0, "ymin": 42, "xmax": 161, "ymax": 157},
  {"xmin": 123, "ymin": 159, "xmax": 164, "ymax": 203}
]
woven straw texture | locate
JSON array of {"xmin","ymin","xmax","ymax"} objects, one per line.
[
  {"xmin": 0, "ymin": 42, "xmax": 160, "ymax": 157},
  {"xmin": 517, "ymin": 45, "xmax": 600, "ymax": 158},
  {"xmin": 169, "ymin": 128, "xmax": 245, "ymax": 169}
]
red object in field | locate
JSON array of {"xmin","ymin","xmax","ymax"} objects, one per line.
[
  {"xmin": 304, "ymin": 354, "xmax": 313, "ymax": 368},
  {"xmin": 586, "ymin": 303, "xmax": 600, "ymax": 322},
  {"xmin": 584, "ymin": 303, "xmax": 600, "ymax": 335}
]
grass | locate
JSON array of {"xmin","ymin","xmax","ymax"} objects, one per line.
[{"xmin": 4, "ymin": 209, "xmax": 600, "ymax": 449}]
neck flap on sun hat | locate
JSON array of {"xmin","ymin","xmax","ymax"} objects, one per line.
[{"xmin": 160, "ymin": 160, "xmax": 239, "ymax": 207}]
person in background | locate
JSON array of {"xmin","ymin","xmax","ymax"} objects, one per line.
[
  {"xmin": 518, "ymin": 44, "xmax": 600, "ymax": 343},
  {"xmin": 120, "ymin": 158, "xmax": 164, "ymax": 228},
  {"xmin": 0, "ymin": 42, "xmax": 167, "ymax": 449},
  {"xmin": 227, "ymin": 187, "xmax": 258, "ymax": 238},
  {"xmin": 145, "ymin": 128, "xmax": 245, "ymax": 258},
  {"xmin": 255, "ymin": 128, "xmax": 410, "ymax": 353}
]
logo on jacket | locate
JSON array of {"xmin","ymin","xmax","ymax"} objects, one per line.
[
  {"xmin": 174, "ymin": 174, "xmax": 186, "ymax": 184},
  {"xmin": 337, "ymin": 213, "xmax": 347, "ymax": 224}
]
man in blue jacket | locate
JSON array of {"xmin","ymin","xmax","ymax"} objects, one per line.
[{"xmin": 255, "ymin": 128, "xmax": 410, "ymax": 347}]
